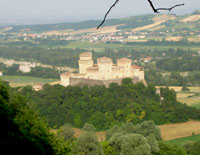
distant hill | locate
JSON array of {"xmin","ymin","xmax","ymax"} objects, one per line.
[
  {"xmin": 2, "ymin": 12, "xmax": 200, "ymax": 33},
  {"xmin": 3, "ymin": 14, "xmax": 154, "ymax": 33}
]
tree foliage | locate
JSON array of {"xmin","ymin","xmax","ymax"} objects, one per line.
[
  {"xmin": 183, "ymin": 141, "xmax": 200, "ymax": 155},
  {"xmin": 73, "ymin": 124, "xmax": 103, "ymax": 155},
  {"xmin": 105, "ymin": 121, "xmax": 160, "ymax": 154},
  {"xmin": 0, "ymin": 80, "xmax": 68, "ymax": 154},
  {"xmin": 154, "ymin": 141, "xmax": 187, "ymax": 155},
  {"xmin": 18, "ymin": 79, "xmax": 200, "ymax": 130}
]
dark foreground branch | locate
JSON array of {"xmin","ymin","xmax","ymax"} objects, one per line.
[
  {"xmin": 97, "ymin": 0, "xmax": 119, "ymax": 29},
  {"xmin": 147, "ymin": 0, "xmax": 184, "ymax": 13},
  {"xmin": 97, "ymin": 0, "xmax": 184, "ymax": 29}
]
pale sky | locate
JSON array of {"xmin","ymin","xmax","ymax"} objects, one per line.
[{"xmin": 0, "ymin": 0, "xmax": 199, "ymax": 24}]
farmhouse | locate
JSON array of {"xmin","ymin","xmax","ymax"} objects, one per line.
[{"xmin": 60, "ymin": 52, "xmax": 145, "ymax": 87}]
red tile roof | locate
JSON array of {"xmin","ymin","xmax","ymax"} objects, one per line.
[{"xmin": 132, "ymin": 65, "xmax": 142, "ymax": 69}]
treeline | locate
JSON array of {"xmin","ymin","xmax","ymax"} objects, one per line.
[
  {"xmin": 0, "ymin": 46, "xmax": 198, "ymax": 68},
  {"xmin": 5, "ymin": 39, "xmax": 69, "ymax": 47},
  {"xmin": 0, "ymin": 45, "xmax": 198, "ymax": 69},
  {"xmin": 59, "ymin": 121, "xmax": 187, "ymax": 155},
  {"xmin": 0, "ymin": 46, "xmax": 86, "ymax": 67},
  {"xmin": 19, "ymin": 79, "xmax": 200, "ymax": 130},
  {"xmin": 125, "ymin": 39, "xmax": 200, "ymax": 47},
  {"xmin": 0, "ymin": 63, "xmax": 60, "ymax": 79},
  {"xmin": 145, "ymin": 70, "xmax": 200, "ymax": 86},
  {"xmin": 156, "ymin": 57, "xmax": 200, "ymax": 72}
]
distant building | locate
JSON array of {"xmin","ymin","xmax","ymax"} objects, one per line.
[
  {"xmin": 140, "ymin": 57, "xmax": 152, "ymax": 63},
  {"xmin": 19, "ymin": 64, "xmax": 31, "ymax": 73},
  {"xmin": 4, "ymin": 59, "xmax": 14, "ymax": 67},
  {"xmin": 33, "ymin": 83, "xmax": 44, "ymax": 91},
  {"xmin": 0, "ymin": 71, "xmax": 3, "ymax": 76},
  {"xmin": 60, "ymin": 52, "xmax": 146, "ymax": 87}
]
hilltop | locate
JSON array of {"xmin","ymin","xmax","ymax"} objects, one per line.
[{"xmin": 1, "ymin": 12, "xmax": 200, "ymax": 35}]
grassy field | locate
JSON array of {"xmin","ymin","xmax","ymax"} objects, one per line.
[
  {"xmin": 175, "ymin": 87, "xmax": 200, "ymax": 106},
  {"xmin": 160, "ymin": 86, "xmax": 200, "ymax": 106},
  {"xmin": 62, "ymin": 41, "xmax": 200, "ymax": 52},
  {"xmin": 0, "ymin": 75, "xmax": 59, "ymax": 87},
  {"xmin": 167, "ymin": 134, "xmax": 200, "ymax": 145},
  {"xmin": 191, "ymin": 103, "xmax": 200, "ymax": 109},
  {"xmin": 178, "ymin": 97, "xmax": 200, "ymax": 106}
]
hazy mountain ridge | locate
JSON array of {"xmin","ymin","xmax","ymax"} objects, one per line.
[{"xmin": 1, "ymin": 12, "xmax": 199, "ymax": 33}]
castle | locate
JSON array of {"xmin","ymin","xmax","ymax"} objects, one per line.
[{"xmin": 60, "ymin": 52, "xmax": 145, "ymax": 87}]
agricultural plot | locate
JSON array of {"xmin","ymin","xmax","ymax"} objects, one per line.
[
  {"xmin": 167, "ymin": 134, "xmax": 200, "ymax": 145},
  {"xmin": 159, "ymin": 121, "xmax": 200, "ymax": 141},
  {"xmin": 176, "ymin": 87, "xmax": 200, "ymax": 106},
  {"xmin": 0, "ymin": 75, "xmax": 58, "ymax": 87},
  {"xmin": 64, "ymin": 41, "xmax": 200, "ymax": 52}
]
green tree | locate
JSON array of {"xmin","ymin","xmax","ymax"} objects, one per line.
[
  {"xmin": 82, "ymin": 123, "xmax": 96, "ymax": 132},
  {"xmin": 109, "ymin": 133, "xmax": 151, "ymax": 155},
  {"xmin": 73, "ymin": 131, "xmax": 103, "ymax": 155},
  {"xmin": 183, "ymin": 141, "xmax": 200, "ymax": 155},
  {"xmin": 154, "ymin": 141, "xmax": 186, "ymax": 155},
  {"xmin": 101, "ymin": 141, "xmax": 117, "ymax": 155},
  {"xmin": 0, "ymin": 81, "xmax": 69, "ymax": 154},
  {"xmin": 58, "ymin": 124, "xmax": 75, "ymax": 141}
]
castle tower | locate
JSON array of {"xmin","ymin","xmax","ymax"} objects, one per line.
[
  {"xmin": 97, "ymin": 57, "xmax": 113, "ymax": 80},
  {"xmin": 132, "ymin": 65, "xmax": 145, "ymax": 80},
  {"xmin": 78, "ymin": 52, "xmax": 94, "ymax": 74},
  {"xmin": 117, "ymin": 58, "xmax": 132, "ymax": 77},
  {"xmin": 60, "ymin": 72, "xmax": 70, "ymax": 86}
]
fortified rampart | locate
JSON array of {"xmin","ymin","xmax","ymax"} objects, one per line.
[{"xmin": 69, "ymin": 77, "xmax": 143, "ymax": 88}]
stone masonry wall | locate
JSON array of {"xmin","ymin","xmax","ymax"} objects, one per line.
[{"xmin": 69, "ymin": 76, "xmax": 142, "ymax": 88}]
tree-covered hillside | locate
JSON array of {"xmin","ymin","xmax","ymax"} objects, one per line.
[
  {"xmin": 19, "ymin": 79, "xmax": 200, "ymax": 130},
  {"xmin": 2, "ymin": 79, "xmax": 200, "ymax": 154}
]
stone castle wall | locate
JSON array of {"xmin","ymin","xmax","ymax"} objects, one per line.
[{"xmin": 69, "ymin": 76, "xmax": 142, "ymax": 88}]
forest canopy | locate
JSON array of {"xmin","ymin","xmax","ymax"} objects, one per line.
[{"xmin": 19, "ymin": 79, "xmax": 200, "ymax": 130}]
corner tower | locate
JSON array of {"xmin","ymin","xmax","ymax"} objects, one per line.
[
  {"xmin": 78, "ymin": 52, "xmax": 94, "ymax": 74},
  {"xmin": 117, "ymin": 58, "xmax": 132, "ymax": 77}
]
